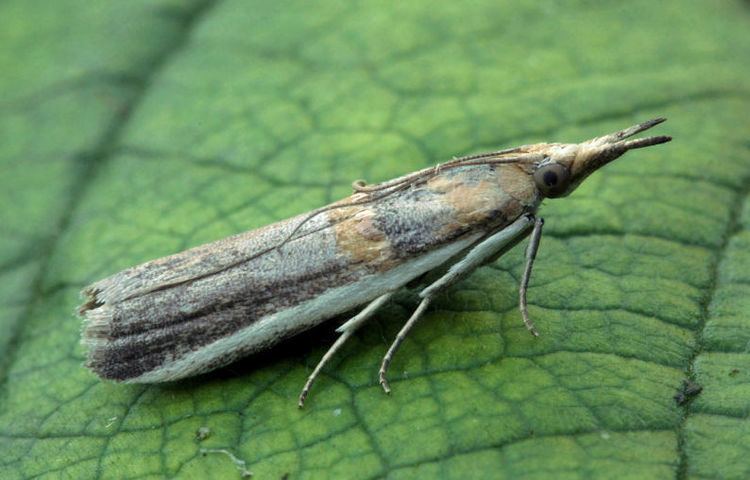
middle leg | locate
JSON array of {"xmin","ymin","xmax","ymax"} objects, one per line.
[{"xmin": 378, "ymin": 214, "xmax": 538, "ymax": 393}]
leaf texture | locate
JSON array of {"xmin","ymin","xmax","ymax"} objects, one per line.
[{"xmin": 1, "ymin": 1, "xmax": 749, "ymax": 478}]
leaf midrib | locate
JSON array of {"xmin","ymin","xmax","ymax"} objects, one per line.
[
  {"xmin": 675, "ymin": 169, "xmax": 750, "ymax": 479},
  {"xmin": 0, "ymin": 0, "xmax": 220, "ymax": 403},
  {"xmin": 1, "ymin": 3, "xmax": 745, "ymax": 477}
]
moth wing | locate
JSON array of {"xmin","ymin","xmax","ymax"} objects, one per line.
[{"xmin": 79, "ymin": 210, "xmax": 336, "ymax": 311}]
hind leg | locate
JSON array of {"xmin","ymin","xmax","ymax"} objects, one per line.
[{"xmin": 298, "ymin": 292, "xmax": 393, "ymax": 407}]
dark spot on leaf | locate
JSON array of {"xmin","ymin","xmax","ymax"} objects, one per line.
[{"xmin": 674, "ymin": 379, "xmax": 703, "ymax": 405}]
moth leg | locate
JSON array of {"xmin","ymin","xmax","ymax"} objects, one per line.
[
  {"xmin": 298, "ymin": 292, "xmax": 393, "ymax": 408},
  {"xmin": 378, "ymin": 214, "xmax": 536, "ymax": 394},
  {"xmin": 519, "ymin": 217, "xmax": 544, "ymax": 336}
]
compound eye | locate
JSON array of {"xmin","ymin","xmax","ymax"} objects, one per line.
[{"xmin": 533, "ymin": 162, "xmax": 571, "ymax": 198}]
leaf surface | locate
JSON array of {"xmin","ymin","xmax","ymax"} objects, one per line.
[{"xmin": 1, "ymin": 1, "xmax": 749, "ymax": 478}]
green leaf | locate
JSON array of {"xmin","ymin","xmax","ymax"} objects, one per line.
[{"xmin": 1, "ymin": 1, "xmax": 749, "ymax": 478}]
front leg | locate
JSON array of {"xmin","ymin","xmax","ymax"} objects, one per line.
[
  {"xmin": 519, "ymin": 217, "xmax": 544, "ymax": 336},
  {"xmin": 379, "ymin": 214, "xmax": 541, "ymax": 393}
]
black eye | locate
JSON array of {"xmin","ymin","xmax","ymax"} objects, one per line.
[
  {"xmin": 543, "ymin": 170, "xmax": 558, "ymax": 187},
  {"xmin": 533, "ymin": 162, "xmax": 570, "ymax": 198}
]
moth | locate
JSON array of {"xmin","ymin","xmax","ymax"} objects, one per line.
[{"xmin": 79, "ymin": 118, "xmax": 671, "ymax": 407}]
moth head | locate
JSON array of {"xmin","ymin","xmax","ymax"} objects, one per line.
[{"xmin": 531, "ymin": 118, "xmax": 671, "ymax": 198}]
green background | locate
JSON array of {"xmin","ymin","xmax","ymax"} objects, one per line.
[{"xmin": 1, "ymin": 1, "xmax": 749, "ymax": 478}]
